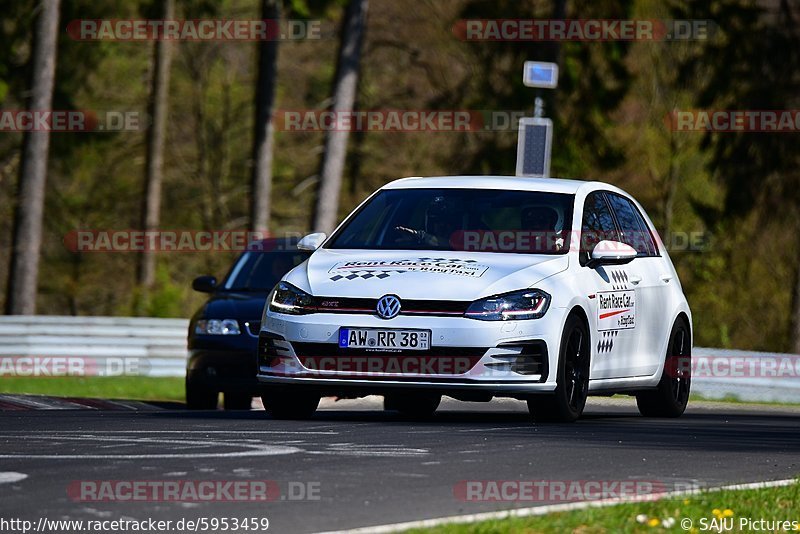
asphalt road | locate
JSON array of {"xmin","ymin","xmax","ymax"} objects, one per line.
[{"xmin": 0, "ymin": 397, "xmax": 799, "ymax": 533}]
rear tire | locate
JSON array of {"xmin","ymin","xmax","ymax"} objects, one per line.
[
  {"xmin": 223, "ymin": 392, "xmax": 252, "ymax": 411},
  {"xmin": 261, "ymin": 391, "xmax": 320, "ymax": 420},
  {"xmin": 527, "ymin": 313, "xmax": 590, "ymax": 423},
  {"xmin": 384, "ymin": 393, "xmax": 441, "ymax": 419},
  {"xmin": 185, "ymin": 377, "xmax": 218, "ymax": 410},
  {"xmin": 636, "ymin": 319, "xmax": 691, "ymax": 418}
]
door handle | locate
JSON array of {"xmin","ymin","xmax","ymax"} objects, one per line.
[
  {"xmin": 629, "ymin": 275, "xmax": 642, "ymax": 285},
  {"xmin": 660, "ymin": 274, "xmax": 672, "ymax": 283}
]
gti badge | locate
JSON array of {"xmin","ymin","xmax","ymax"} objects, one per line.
[{"xmin": 376, "ymin": 295, "xmax": 401, "ymax": 319}]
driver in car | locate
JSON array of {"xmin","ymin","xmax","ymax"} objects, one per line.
[
  {"xmin": 520, "ymin": 206, "xmax": 565, "ymax": 252},
  {"xmin": 394, "ymin": 195, "xmax": 462, "ymax": 248}
]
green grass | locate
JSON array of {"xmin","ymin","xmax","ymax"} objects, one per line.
[
  {"xmin": 408, "ymin": 481, "xmax": 800, "ymax": 533},
  {"xmin": 605, "ymin": 393, "xmax": 800, "ymax": 408},
  {"xmin": 689, "ymin": 393, "xmax": 800, "ymax": 408},
  {"xmin": 0, "ymin": 376, "xmax": 185, "ymax": 402}
]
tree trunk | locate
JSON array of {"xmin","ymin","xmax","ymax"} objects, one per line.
[
  {"xmin": 250, "ymin": 0, "xmax": 281, "ymax": 235},
  {"xmin": 792, "ymin": 248, "xmax": 800, "ymax": 354},
  {"xmin": 542, "ymin": 0, "xmax": 566, "ymax": 119},
  {"xmin": 137, "ymin": 0, "xmax": 175, "ymax": 292},
  {"xmin": 547, "ymin": 0, "xmax": 567, "ymax": 64},
  {"xmin": 5, "ymin": 0, "xmax": 61, "ymax": 315},
  {"xmin": 312, "ymin": 0, "xmax": 369, "ymax": 234}
]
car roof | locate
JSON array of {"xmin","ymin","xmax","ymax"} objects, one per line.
[{"xmin": 382, "ymin": 175, "xmax": 626, "ymax": 196}]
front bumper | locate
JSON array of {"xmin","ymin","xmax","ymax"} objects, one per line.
[{"xmin": 256, "ymin": 311, "xmax": 565, "ymax": 397}]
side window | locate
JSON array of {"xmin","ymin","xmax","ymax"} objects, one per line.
[
  {"xmin": 580, "ymin": 192, "xmax": 619, "ymax": 262},
  {"xmin": 606, "ymin": 194, "xmax": 658, "ymax": 257}
]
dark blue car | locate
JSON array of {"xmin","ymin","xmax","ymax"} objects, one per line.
[{"xmin": 186, "ymin": 238, "xmax": 311, "ymax": 409}]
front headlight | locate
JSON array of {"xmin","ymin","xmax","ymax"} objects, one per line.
[
  {"xmin": 268, "ymin": 281, "xmax": 314, "ymax": 315},
  {"xmin": 195, "ymin": 319, "xmax": 241, "ymax": 335},
  {"xmin": 464, "ymin": 289, "xmax": 551, "ymax": 321}
]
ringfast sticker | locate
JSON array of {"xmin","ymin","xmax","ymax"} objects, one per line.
[{"xmin": 597, "ymin": 290, "xmax": 636, "ymax": 330}]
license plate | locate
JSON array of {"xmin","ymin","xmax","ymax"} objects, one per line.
[{"xmin": 338, "ymin": 328, "xmax": 430, "ymax": 351}]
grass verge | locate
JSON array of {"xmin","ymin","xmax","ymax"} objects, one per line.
[
  {"xmin": 689, "ymin": 393, "xmax": 800, "ymax": 408},
  {"xmin": 408, "ymin": 481, "xmax": 800, "ymax": 533},
  {"xmin": 0, "ymin": 376, "xmax": 185, "ymax": 402}
]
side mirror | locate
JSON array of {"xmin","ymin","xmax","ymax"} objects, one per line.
[
  {"xmin": 297, "ymin": 232, "xmax": 327, "ymax": 251},
  {"xmin": 587, "ymin": 241, "xmax": 637, "ymax": 268},
  {"xmin": 192, "ymin": 275, "xmax": 217, "ymax": 293}
]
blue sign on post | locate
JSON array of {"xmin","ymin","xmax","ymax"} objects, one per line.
[{"xmin": 523, "ymin": 61, "xmax": 559, "ymax": 89}]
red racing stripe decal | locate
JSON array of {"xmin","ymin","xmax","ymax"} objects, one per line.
[{"xmin": 599, "ymin": 308, "xmax": 631, "ymax": 320}]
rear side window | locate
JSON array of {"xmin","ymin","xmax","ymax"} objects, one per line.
[
  {"xmin": 580, "ymin": 192, "xmax": 620, "ymax": 260},
  {"xmin": 606, "ymin": 193, "xmax": 658, "ymax": 257}
]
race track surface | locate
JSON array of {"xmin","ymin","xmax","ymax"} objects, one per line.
[{"xmin": 0, "ymin": 397, "xmax": 798, "ymax": 533}]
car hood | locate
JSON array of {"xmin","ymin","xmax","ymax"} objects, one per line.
[
  {"xmin": 198, "ymin": 291, "xmax": 269, "ymax": 320},
  {"xmin": 284, "ymin": 249, "xmax": 568, "ymax": 300}
]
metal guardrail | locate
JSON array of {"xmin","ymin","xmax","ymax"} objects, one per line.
[
  {"xmin": 692, "ymin": 347, "xmax": 800, "ymax": 403},
  {"xmin": 0, "ymin": 316, "xmax": 798, "ymax": 403},
  {"xmin": 0, "ymin": 316, "xmax": 188, "ymax": 377}
]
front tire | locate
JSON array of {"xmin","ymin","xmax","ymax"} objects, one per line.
[
  {"xmin": 261, "ymin": 390, "xmax": 320, "ymax": 420},
  {"xmin": 527, "ymin": 313, "xmax": 590, "ymax": 423},
  {"xmin": 185, "ymin": 376, "xmax": 218, "ymax": 410},
  {"xmin": 636, "ymin": 319, "xmax": 691, "ymax": 417}
]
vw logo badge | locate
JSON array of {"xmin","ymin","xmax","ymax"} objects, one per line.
[{"xmin": 376, "ymin": 295, "xmax": 401, "ymax": 320}]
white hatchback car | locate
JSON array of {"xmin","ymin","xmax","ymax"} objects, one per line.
[{"xmin": 258, "ymin": 176, "xmax": 692, "ymax": 422}]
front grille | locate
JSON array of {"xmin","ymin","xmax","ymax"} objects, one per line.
[
  {"xmin": 291, "ymin": 342, "xmax": 486, "ymax": 375},
  {"xmin": 309, "ymin": 297, "xmax": 469, "ymax": 317},
  {"xmin": 258, "ymin": 332, "xmax": 289, "ymax": 367},
  {"xmin": 484, "ymin": 340, "xmax": 548, "ymax": 380}
]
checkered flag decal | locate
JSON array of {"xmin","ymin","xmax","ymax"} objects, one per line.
[
  {"xmin": 597, "ymin": 330, "xmax": 619, "ymax": 353},
  {"xmin": 329, "ymin": 270, "xmax": 405, "ymax": 282},
  {"xmin": 610, "ymin": 269, "xmax": 629, "ymax": 290},
  {"xmin": 418, "ymin": 257, "xmax": 477, "ymax": 263}
]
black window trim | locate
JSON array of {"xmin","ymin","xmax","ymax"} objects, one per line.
[
  {"xmin": 579, "ymin": 190, "xmax": 620, "ymax": 267},
  {"xmin": 602, "ymin": 191, "xmax": 661, "ymax": 258},
  {"xmin": 324, "ymin": 187, "xmax": 384, "ymax": 249}
]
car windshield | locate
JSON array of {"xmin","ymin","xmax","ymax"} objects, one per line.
[
  {"xmin": 222, "ymin": 250, "xmax": 309, "ymax": 291},
  {"xmin": 327, "ymin": 188, "xmax": 574, "ymax": 254}
]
